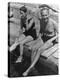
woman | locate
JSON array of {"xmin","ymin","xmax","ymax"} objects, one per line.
[{"xmin": 10, "ymin": 6, "xmax": 37, "ymax": 63}]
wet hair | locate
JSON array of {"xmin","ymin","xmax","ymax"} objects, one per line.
[
  {"xmin": 40, "ymin": 7, "xmax": 49, "ymax": 15},
  {"xmin": 20, "ymin": 6, "xmax": 27, "ymax": 13}
]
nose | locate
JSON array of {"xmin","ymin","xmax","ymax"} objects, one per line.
[
  {"xmin": 43, "ymin": 16, "xmax": 48, "ymax": 20},
  {"xmin": 44, "ymin": 15, "xmax": 47, "ymax": 18}
]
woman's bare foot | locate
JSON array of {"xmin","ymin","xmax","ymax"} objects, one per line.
[
  {"xmin": 16, "ymin": 56, "xmax": 23, "ymax": 63},
  {"xmin": 28, "ymin": 46, "xmax": 32, "ymax": 50}
]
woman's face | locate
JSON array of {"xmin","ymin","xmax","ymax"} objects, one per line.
[{"xmin": 20, "ymin": 10, "xmax": 26, "ymax": 17}]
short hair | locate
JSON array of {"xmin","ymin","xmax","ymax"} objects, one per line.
[
  {"xmin": 40, "ymin": 7, "xmax": 49, "ymax": 15},
  {"xmin": 20, "ymin": 6, "xmax": 27, "ymax": 13}
]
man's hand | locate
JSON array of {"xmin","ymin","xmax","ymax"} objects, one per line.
[{"xmin": 22, "ymin": 27, "xmax": 25, "ymax": 32}]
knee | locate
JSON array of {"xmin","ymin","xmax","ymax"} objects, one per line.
[
  {"xmin": 27, "ymin": 36, "xmax": 33, "ymax": 40},
  {"xmin": 20, "ymin": 42, "xmax": 24, "ymax": 46}
]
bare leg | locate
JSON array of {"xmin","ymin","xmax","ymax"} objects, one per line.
[
  {"xmin": 16, "ymin": 44, "xmax": 24, "ymax": 63},
  {"xmin": 18, "ymin": 34, "xmax": 26, "ymax": 42},
  {"xmin": 16, "ymin": 36, "xmax": 33, "ymax": 63},
  {"xmin": 28, "ymin": 38, "xmax": 44, "ymax": 50},
  {"xmin": 22, "ymin": 49, "xmax": 42, "ymax": 76},
  {"xmin": 10, "ymin": 34, "xmax": 25, "ymax": 52},
  {"xmin": 23, "ymin": 42, "xmax": 53, "ymax": 76}
]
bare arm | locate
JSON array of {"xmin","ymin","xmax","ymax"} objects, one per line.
[
  {"xmin": 34, "ymin": 17, "xmax": 40, "ymax": 37},
  {"xmin": 53, "ymin": 20, "xmax": 58, "ymax": 42},
  {"xmin": 53, "ymin": 20, "xmax": 58, "ymax": 34},
  {"xmin": 26, "ymin": 18, "xmax": 34, "ymax": 30}
]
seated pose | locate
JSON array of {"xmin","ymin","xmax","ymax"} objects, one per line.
[
  {"xmin": 22, "ymin": 5, "xmax": 58, "ymax": 76},
  {"xmin": 10, "ymin": 6, "xmax": 39, "ymax": 62},
  {"xmin": 39, "ymin": 5, "xmax": 58, "ymax": 43}
]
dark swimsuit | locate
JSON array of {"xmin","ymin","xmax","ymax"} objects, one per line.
[{"xmin": 21, "ymin": 17, "xmax": 37, "ymax": 40}]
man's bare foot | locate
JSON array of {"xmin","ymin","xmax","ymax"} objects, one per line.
[
  {"xmin": 23, "ymin": 67, "xmax": 32, "ymax": 76},
  {"xmin": 23, "ymin": 71, "xmax": 28, "ymax": 77},
  {"xmin": 16, "ymin": 56, "xmax": 23, "ymax": 63}
]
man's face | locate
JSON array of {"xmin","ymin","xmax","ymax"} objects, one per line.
[{"xmin": 41, "ymin": 9, "xmax": 49, "ymax": 22}]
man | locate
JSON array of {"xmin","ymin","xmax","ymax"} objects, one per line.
[
  {"xmin": 10, "ymin": 6, "xmax": 38, "ymax": 62},
  {"xmin": 22, "ymin": 5, "xmax": 58, "ymax": 76},
  {"xmin": 40, "ymin": 6, "xmax": 58, "ymax": 44}
]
